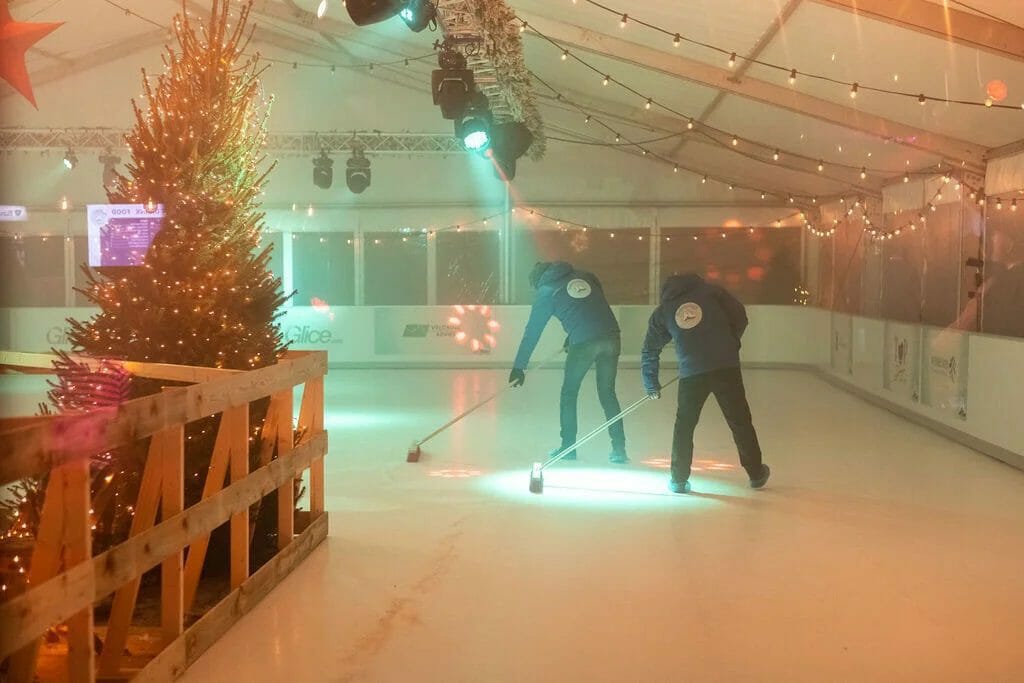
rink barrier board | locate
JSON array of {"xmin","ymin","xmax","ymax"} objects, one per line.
[{"xmin": 2, "ymin": 305, "xmax": 1020, "ymax": 463}]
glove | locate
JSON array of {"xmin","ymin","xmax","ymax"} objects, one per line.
[{"xmin": 509, "ymin": 368, "xmax": 526, "ymax": 387}]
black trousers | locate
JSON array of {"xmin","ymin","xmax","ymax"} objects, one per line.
[
  {"xmin": 560, "ymin": 333, "xmax": 625, "ymax": 451},
  {"xmin": 672, "ymin": 366, "xmax": 762, "ymax": 482}
]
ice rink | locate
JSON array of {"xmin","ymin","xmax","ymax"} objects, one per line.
[{"xmin": 150, "ymin": 365, "xmax": 1024, "ymax": 683}]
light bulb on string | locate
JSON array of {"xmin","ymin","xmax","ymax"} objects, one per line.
[
  {"xmin": 561, "ymin": 50, "xmax": 569, "ymax": 61},
  {"xmin": 850, "ymin": 82, "xmax": 859, "ymax": 98},
  {"xmin": 620, "ymin": 14, "xmax": 628, "ymax": 28},
  {"xmin": 673, "ymin": 34, "xmax": 681, "ymax": 47},
  {"xmin": 731, "ymin": 136, "xmax": 738, "ymax": 146},
  {"xmin": 789, "ymin": 69, "xmax": 797, "ymax": 85},
  {"xmin": 687, "ymin": 119, "xmax": 694, "ymax": 130},
  {"xmin": 772, "ymin": 150, "xmax": 780, "ymax": 161},
  {"xmin": 918, "ymin": 94, "xmax": 926, "ymax": 105},
  {"xmin": 728, "ymin": 52, "xmax": 736, "ymax": 69},
  {"xmin": 602, "ymin": 75, "xmax": 610, "ymax": 86},
  {"xmin": 645, "ymin": 98, "xmax": 652, "ymax": 109}
]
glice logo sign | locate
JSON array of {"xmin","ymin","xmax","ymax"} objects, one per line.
[
  {"xmin": 47, "ymin": 326, "xmax": 72, "ymax": 345},
  {"xmin": 0, "ymin": 205, "xmax": 27, "ymax": 222},
  {"xmin": 285, "ymin": 325, "xmax": 342, "ymax": 345}
]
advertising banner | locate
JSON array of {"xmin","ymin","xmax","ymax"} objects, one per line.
[
  {"xmin": 884, "ymin": 322, "xmax": 921, "ymax": 402},
  {"xmin": 921, "ymin": 328, "xmax": 969, "ymax": 419},
  {"xmin": 0, "ymin": 205, "xmax": 28, "ymax": 222},
  {"xmin": 830, "ymin": 313, "xmax": 853, "ymax": 374}
]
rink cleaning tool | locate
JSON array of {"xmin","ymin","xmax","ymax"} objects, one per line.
[
  {"xmin": 528, "ymin": 376, "xmax": 680, "ymax": 494},
  {"xmin": 407, "ymin": 348, "xmax": 564, "ymax": 462}
]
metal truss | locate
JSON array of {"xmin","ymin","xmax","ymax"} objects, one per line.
[
  {"xmin": 0, "ymin": 128, "xmax": 467, "ymax": 155},
  {"xmin": 434, "ymin": 0, "xmax": 514, "ymax": 123}
]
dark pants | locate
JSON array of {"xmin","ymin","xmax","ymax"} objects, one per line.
[
  {"xmin": 672, "ymin": 366, "xmax": 762, "ymax": 482},
  {"xmin": 560, "ymin": 333, "xmax": 625, "ymax": 452}
]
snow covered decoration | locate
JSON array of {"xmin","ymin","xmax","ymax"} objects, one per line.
[{"xmin": 463, "ymin": 0, "xmax": 546, "ymax": 160}]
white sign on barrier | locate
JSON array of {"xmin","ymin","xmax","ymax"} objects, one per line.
[
  {"xmin": 884, "ymin": 322, "xmax": 921, "ymax": 402},
  {"xmin": 922, "ymin": 328, "xmax": 969, "ymax": 419}
]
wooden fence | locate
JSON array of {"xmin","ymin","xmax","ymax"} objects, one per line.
[{"xmin": 0, "ymin": 350, "xmax": 329, "ymax": 682}]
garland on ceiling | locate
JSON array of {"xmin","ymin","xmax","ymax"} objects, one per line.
[{"xmin": 467, "ymin": 0, "xmax": 546, "ymax": 160}]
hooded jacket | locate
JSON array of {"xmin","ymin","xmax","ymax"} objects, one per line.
[
  {"xmin": 641, "ymin": 274, "xmax": 748, "ymax": 391},
  {"xmin": 513, "ymin": 262, "xmax": 620, "ymax": 370}
]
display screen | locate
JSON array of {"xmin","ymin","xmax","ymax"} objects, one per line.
[{"xmin": 87, "ymin": 204, "xmax": 165, "ymax": 267}]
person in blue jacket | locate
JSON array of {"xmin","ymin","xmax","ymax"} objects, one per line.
[
  {"xmin": 641, "ymin": 273, "xmax": 770, "ymax": 493},
  {"xmin": 510, "ymin": 261, "xmax": 627, "ymax": 463}
]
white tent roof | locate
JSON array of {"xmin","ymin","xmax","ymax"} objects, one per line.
[{"xmin": 1, "ymin": 0, "xmax": 1022, "ymax": 220}]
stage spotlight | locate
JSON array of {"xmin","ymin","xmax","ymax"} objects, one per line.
[
  {"xmin": 346, "ymin": 0, "xmax": 434, "ymax": 30},
  {"xmin": 312, "ymin": 150, "xmax": 334, "ymax": 189},
  {"xmin": 399, "ymin": 0, "xmax": 436, "ymax": 32},
  {"xmin": 99, "ymin": 151, "xmax": 120, "ymax": 188},
  {"xmin": 488, "ymin": 122, "xmax": 534, "ymax": 180},
  {"xmin": 432, "ymin": 46, "xmax": 474, "ymax": 120},
  {"xmin": 346, "ymin": 146, "xmax": 371, "ymax": 194},
  {"xmin": 456, "ymin": 93, "xmax": 492, "ymax": 151},
  {"xmin": 345, "ymin": 0, "xmax": 402, "ymax": 26},
  {"xmin": 63, "ymin": 148, "xmax": 78, "ymax": 170}
]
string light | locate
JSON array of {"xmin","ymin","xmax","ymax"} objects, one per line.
[
  {"xmin": 645, "ymin": 98, "xmax": 653, "ymax": 109},
  {"xmin": 728, "ymin": 52, "xmax": 736, "ymax": 69},
  {"xmin": 602, "ymin": 75, "xmax": 610, "ymax": 86},
  {"xmin": 619, "ymin": 13, "xmax": 628, "ymax": 28},
  {"xmin": 849, "ymin": 83, "xmax": 859, "ymax": 98},
  {"xmin": 772, "ymin": 149, "xmax": 780, "ymax": 161},
  {"xmin": 789, "ymin": 69, "xmax": 797, "ymax": 85},
  {"xmin": 561, "ymin": 50, "xmax": 569, "ymax": 61},
  {"xmin": 918, "ymin": 94, "xmax": 926, "ymax": 105}
]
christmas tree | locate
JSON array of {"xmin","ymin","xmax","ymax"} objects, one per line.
[{"xmin": 1, "ymin": 0, "xmax": 289, "ymax": 591}]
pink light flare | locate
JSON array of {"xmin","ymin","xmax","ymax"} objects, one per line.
[
  {"xmin": 487, "ymin": 319, "xmax": 500, "ymax": 330},
  {"xmin": 455, "ymin": 331, "xmax": 468, "ymax": 343},
  {"xmin": 448, "ymin": 316, "xmax": 461, "ymax": 325},
  {"xmin": 454, "ymin": 305, "xmax": 466, "ymax": 315},
  {"xmin": 310, "ymin": 296, "xmax": 335, "ymax": 320}
]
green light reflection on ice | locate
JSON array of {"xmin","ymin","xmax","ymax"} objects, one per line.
[{"xmin": 477, "ymin": 466, "xmax": 738, "ymax": 509}]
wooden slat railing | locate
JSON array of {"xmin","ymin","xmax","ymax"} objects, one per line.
[{"xmin": 0, "ymin": 350, "xmax": 329, "ymax": 682}]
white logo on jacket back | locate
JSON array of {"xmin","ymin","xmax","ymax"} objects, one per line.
[
  {"xmin": 674, "ymin": 302, "xmax": 703, "ymax": 329},
  {"xmin": 566, "ymin": 278, "xmax": 592, "ymax": 299}
]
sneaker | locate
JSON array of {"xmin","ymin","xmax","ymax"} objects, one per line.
[
  {"xmin": 669, "ymin": 478, "xmax": 692, "ymax": 494},
  {"xmin": 608, "ymin": 449, "xmax": 629, "ymax": 464},
  {"xmin": 749, "ymin": 464, "xmax": 771, "ymax": 489},
  {"xmin": 549, "ymin": 446, "xmax": 576, "ymax": 461}
]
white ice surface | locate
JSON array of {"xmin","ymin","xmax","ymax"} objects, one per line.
[{"xmin": 8, "ymin": 368, "xmax": 1024, "ymax": 681}]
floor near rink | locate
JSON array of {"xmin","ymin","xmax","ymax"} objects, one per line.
[{"xmin": 6, "ymin": 367, "xmax": 1024, "ymax": 681}]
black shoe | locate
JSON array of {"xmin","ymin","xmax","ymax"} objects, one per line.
[
  {"xmin": 549, "ymin": 446, "xmax": 576, "ymax": 461},
  {"xmin": 750, "ymin": 464, "xmax": 771, "ymax": 489},
  {"xmin": 669, "ymin": 478, "xmax": 692, "ymax": 494},
  {"xmin": 609, "ymin": 449, "xmax": 629, "ymax": 464}
]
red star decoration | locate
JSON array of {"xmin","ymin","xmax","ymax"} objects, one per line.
[{"xmin": 0, "ymin": 1, "xmax": 62, "ymax": 108}]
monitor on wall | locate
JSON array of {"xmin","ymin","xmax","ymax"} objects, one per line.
[{"xmin": 87, "ymin": 204, "xmax": 165, "ymax": 267}]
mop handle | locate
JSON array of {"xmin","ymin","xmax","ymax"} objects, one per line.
[
  {"xmin": 415, "ymin": 347, "xmax": 564, "ymax": 447},
  {"xmin": 541, "ymin": 375, "xmax": 680, "ymax": 471}
]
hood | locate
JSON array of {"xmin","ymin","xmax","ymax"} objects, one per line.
[
  {"xmin": 661, "ymin": 273, "xmax": 705, "ymax": 302},
  {"xmin": 537, "ymin": 261, "xmax": 574, "ymax": 287}
]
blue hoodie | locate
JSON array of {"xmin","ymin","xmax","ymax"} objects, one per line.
[
  {"xmin": 641, "ymin": 274, "xmax": 748, "ymax": 390},
  {"xmin": 513, "ymin": 262, "xmax": 620, "ymax": 370}
]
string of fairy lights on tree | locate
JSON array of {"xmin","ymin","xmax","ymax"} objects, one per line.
[
  {"xmin": 559, "ymin": 0, "xmax": 1024, "ymax": 111},
  {"xmin": 517, "ymin": 15, "xmax": 980, "ymax": 196}
]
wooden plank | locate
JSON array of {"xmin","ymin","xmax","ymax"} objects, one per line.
[
  {"xmin": 228, "ymin": 404, "xmax": 250, "ymax": 590},
  {"xmin": 0, "ymin": 350, "xmax": 240, "ymax": 383},
  {"xmin": 811, "ymin": 0, "xmax": 1024, "ymax": 63},
  {"xmin": 299, "ymin": 378, "xmax": 326, "ymax": 517},
  {"xmin": 0, "ymin": 351, "xmax": 327, "ymax": 485},
  {"xmin": 517, "ymin": 12, "xmax": 988, "ymax": 168},
  {"xmin": 161, "ymin": 424, "xmax": 185, "ymax": 644},
  {"xmin": 275, "ymin": 391, "xmax": 294, "ymax": 551},
  {"xmin": 63, "ymin": 458, "xmax": 95, "ymax": 683},
  {"xmin": 133, "ymin": 512, "xmax": 329, "ymax": 683},
  {"xmin": 0, "ymin": 432, "xmax": 328, "ymax": 659},
  {"xmin": 182, "ymin": 414, "xmax": 235, "ymax": 614},
  {"xmin": 0, "ymin": 415, "xmax": 55, "ymax": 432},
  {"xmin": 5, "ymin": 466, "xmax": 69, "ymax": 683},
  {"xmin": 97, "ymin": 435, "xmax": 165, "ymax": 676}
]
